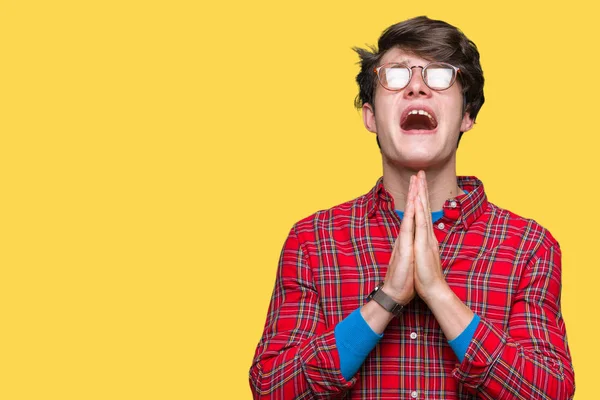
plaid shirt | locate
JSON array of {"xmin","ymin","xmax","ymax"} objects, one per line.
[{"xmin": 250, "ymin": 176, "xmax": 575, "ymax": 399}]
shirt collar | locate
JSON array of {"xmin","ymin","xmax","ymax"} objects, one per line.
[{"xmin": 366, "ymin": 176, "xmax": 488, "ymax": 230}]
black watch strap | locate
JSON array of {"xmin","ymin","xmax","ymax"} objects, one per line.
[{"xmin": 367, "ymin": 282, "xmax": 404, "ymax": 316}]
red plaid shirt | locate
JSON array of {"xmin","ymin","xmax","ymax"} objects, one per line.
[{"xmin": 250, "ymin": 176, "xmax": 575, "ymax": 399}]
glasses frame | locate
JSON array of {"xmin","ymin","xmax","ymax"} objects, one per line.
[{"xmin": 374, "ymin": 62, "xmax": 460, "ymax": 92}]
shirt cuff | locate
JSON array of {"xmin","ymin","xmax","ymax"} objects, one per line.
[
  {"xmin": 334, "ymin": 308, "xmax": 383, "ymax": 380},
  {"xmin": 448, "ymin": 314, "xmax": 480, "ymax": 362},
  {"xmin": 452, "ymin": 317, "xmax": 508, "ymax": 389}
]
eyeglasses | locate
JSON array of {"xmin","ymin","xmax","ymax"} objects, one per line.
[{"xmin": 374, "ymin": 62, "xmax": 460, "ymax": 91}]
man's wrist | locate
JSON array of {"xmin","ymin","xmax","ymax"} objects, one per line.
[
  {"xmin": 420, "ymin": 280, "xmax": 453, "ymax": 307},
  {"xmin": 367, "ymin": 283, "xmax": 403, "ymax": 314},
  {"xmin": 425, "ymin": 286, "xmax": 474, "ymax": 341},
  {"xmin": 381, "ymin": 285, "xmax": 412, "ymax": 305},
  {"xmin": 360, "ymin": 300, "xmax": 394, "ymax": 335}
]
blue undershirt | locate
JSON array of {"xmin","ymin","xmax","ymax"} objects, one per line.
[{"xmin": 335, "ymin": 194, "xmax": 480, "ymax": 380}]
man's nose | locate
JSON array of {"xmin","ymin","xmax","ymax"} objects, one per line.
[{"xmin": 403, "ymin": 67, "xmax": 432, "ymax": 98}]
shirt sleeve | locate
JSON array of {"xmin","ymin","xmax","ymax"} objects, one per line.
[
  {"xmin": 335, "ymin": 308, "xmax": 383, "ymax": 380},
  {"xmin": 453, "ymin": 241, "xmax": 575, "ymax": 399},
  {"xmin": 448, "ymin": 314, "xmax": 480, "ymax": 362},
  {"xmin": 249, "ymin": 226, "xmax": 357, "ymax": 399}
]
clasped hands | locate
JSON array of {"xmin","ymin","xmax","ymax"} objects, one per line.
[{"xmin": 382, "ymin": 171, "xmax": 449, "ymax": 306}]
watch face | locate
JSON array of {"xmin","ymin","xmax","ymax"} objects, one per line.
[
  {"xmin": 367, "ymin": 285, "xmax": 379, "ymax": 300},
  {"xmin": 368, "ymin": 282, "xmax": 386, "ymax": 302}
]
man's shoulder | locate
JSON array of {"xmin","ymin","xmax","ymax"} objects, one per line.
[
  {"xmin": 485, "ymin": 200, "xmax": 560, "ymax": 253},
  {"xmin": 291, "ymin": 191, "xmax": 371, "ymax": 234}
]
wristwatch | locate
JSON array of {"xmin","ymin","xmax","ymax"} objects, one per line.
[{"xmin": 367, "ymin": 282, "xmax": 404, "ymax": 316}]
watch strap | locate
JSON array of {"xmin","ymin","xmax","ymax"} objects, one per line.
[{"xmin": 367, "ymin": 282, "xmax": 404, "ymax": 316}]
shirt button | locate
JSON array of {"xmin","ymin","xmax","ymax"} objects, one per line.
[
  {"xmin": 410, "ymin": 332, "xmax": 417, "ymax": 339},
  {"xmin": 437, "ymin": 222, "xmax": 445, "ymax": 230},
  {"xmin": 411, "ymin": 391, "xmax": 418, "ymax": 398},
  {"xmin": 450, "ymin": 201, "xmax": 457, "ymax": 208}
]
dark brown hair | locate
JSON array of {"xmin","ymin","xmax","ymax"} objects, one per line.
[{"xmin": 354, "ymin": 16, "xmax": 485, "ymax": 143}]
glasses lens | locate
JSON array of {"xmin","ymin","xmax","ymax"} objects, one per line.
[
  {"xmin": 424, "ymin": 63, "xmax": 455, "ymax": 90},
  {"xmin": 382, "ymin": 66, "xmax": 410, "ymax": 89}
]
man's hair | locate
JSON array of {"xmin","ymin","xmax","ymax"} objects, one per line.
[{"xmin": 354, "ymin": 16, "xmax": 485, "ymax": 145}]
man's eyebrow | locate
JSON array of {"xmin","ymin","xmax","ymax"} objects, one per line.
[{"xmin": 388, "ymin": 60, "xmax": 411, "ymax": 66}]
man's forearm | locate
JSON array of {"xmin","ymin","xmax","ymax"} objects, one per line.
[
  {"xmin": 250, "ymin": 227, "xmax": 357, "ymax": 399},
  {"xmin": 423, "ymin": 283, "xmax": 474, "ymax": 341},
  {"xmin": 251, "ymin": 328, "xmax": 354, "ymax": 399},
  {"xmin": 359, "ymin": 296, "xmax": 395, "ymax": 335},
  {"xmin": 423, "ymin": 277, "xmax": 574, "ymax": 399}
]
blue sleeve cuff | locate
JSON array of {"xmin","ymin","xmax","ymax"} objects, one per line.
[
  {"xmin": 448, "ymin": 313, "xmax": 480, "ymax": 362},
  {"xmin": 334, "ymin": 308, "xmax": 383, "ymax": 380}
]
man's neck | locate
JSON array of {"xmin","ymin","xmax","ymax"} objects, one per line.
[{"xmin": 382, "ymin": 159, "xmax": 462, "ymax": 213}]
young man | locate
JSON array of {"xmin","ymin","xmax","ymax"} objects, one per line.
[{"xmin": 250, "ymin": 16, "xmax": 575, "ymax": 399}]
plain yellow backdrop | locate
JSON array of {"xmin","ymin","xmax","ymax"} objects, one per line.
[{"xmin": 0, "ymin": 0, "xmax": 596, "ymax": 398}]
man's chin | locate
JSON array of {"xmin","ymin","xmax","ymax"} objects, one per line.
[{"xmin": 383, "ymin": 153, "xmax": 449, "ymax": 171}]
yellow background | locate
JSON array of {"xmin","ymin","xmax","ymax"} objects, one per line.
[{"xmin": 0, "ymin": 1, "xmax": 596, "ymax": 398}]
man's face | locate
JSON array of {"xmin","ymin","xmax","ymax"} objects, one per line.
[{"xmin": 363, "ymin": 47, "xmax": 474, "ymax": 170}]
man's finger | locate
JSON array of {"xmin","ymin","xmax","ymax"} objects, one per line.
[
  {"xmin": 420, "ymin": 171, "xmax": 437, "ymax": 242},
  {"xmin": 417, "ymin": 171, "xmax": 433, "ymax": 230},
  {"xmin": 415, "ymin": 175, "xmax": 429, "ymax": 231},
  {"xmin": 414, "ymin": 193, "xmax": 429, "ymax": 247},
  {"xmin": 399, "ymin": 175, "xmax": 416, "ymax": 252}
]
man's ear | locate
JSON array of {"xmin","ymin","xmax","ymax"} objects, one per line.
[
  {"xmin": 460, "ymin": 111, "xmax": 475, "ymax": 133},
  {"xmin": 362, "ymin": 103, "xmax": 377, "ymax": 133}
]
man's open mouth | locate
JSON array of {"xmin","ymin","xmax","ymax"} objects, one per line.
[{"xmin": 400, "ymin": 108, "xmax": 438, "ymax": 132}]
